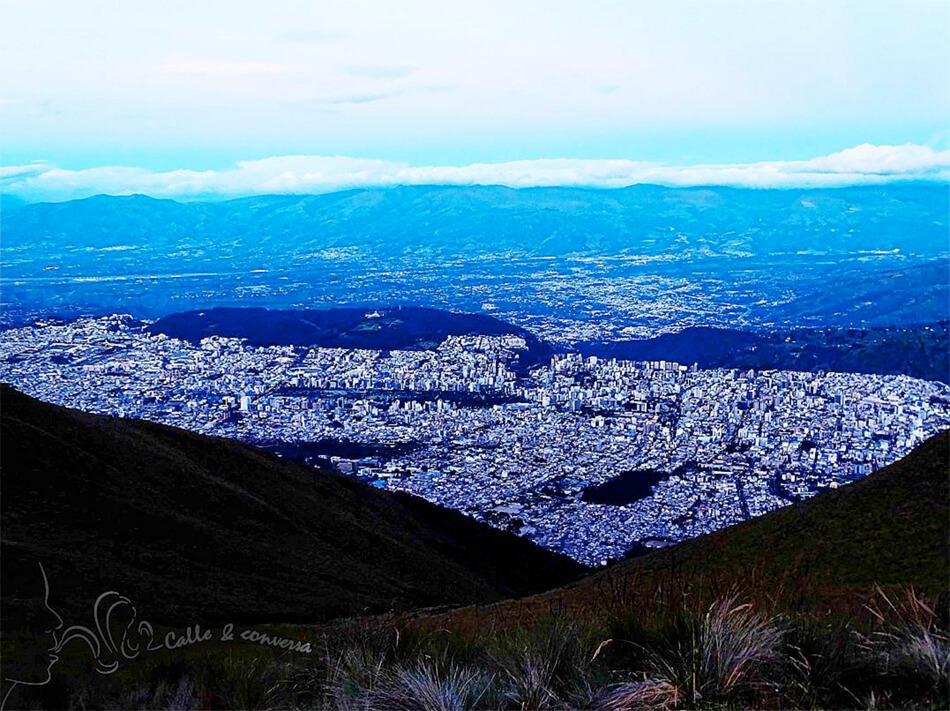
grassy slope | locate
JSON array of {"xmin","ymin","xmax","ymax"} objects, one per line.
[
  {"xmin": 417, "ymin": 430, "xmax": 949, "ymax": 630},
  {"xmin": 0, "ymin": 385, "xmax": 585, "ymax": 629}
]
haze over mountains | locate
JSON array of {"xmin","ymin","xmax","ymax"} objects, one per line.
[
  {"xmin": 3, "ymin": 184, "xmax": 947, "ymax": 338},
  {"xmin": 5, "ymin": 184, "xmax": 947, "ymax": 258}
]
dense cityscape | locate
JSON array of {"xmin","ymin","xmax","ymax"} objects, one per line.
[{"xmin": 1, "ymin": 313, "xmax": 947, "ymax": 565}]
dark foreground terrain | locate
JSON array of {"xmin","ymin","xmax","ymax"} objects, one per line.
[
  {"xmin": 428, "ymin": 428, "xmax": 950, "ymax": 631},
  {"xmin": 1, "ymin": 387, "xmax": 946, "ymax": 710},
  {"xmin": 0, "ymin": 385, "xmax": 584, "ymax": 631}
]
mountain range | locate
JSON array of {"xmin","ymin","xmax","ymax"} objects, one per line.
[
  {"xmin": 2, "ymin": 185, "xmax": 947, "ymax": 333},
  {"xmin": 5, "ymin": 184, "xmax": 947, "ymax": 259}
]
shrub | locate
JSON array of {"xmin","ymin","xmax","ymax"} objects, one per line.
[
  {"xmin": 490, "ymin": 618, "xmax": 605, "ymax": 709},
  {"xmin": 860, "ymin": 587, "xmax": 950, "ymax": 703},
  {"xmin": 364, "ymin": 661, "xmax": 494, "ymax": 711},
  {"xmin": 596, "ymin": 677, "xmax": 681, "ymax": 710},
  {"xmin": 316, "ymin": 634, "xmax": 392, "ymax": 709},
  {"xmin": 643, "ymin": 596, "xmax": 783, "ymax": 705},
  {"xmin": 782, "ymin": 616, "xmax": 865, "ymax": 709}
]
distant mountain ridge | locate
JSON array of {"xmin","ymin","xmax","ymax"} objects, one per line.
[
  {"xmin": 0, "ymin": 385, "xmax": 586, "ymax": 629},
  {"xmin": 5, "ymin": 184, "xmax": 947, "ymax": 258},
  {"xmin": 3, "ymin": 185, "xmax": 947, "ymax": 332}
]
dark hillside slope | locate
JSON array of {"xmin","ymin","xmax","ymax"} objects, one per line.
[
  {"xmin": 578, "ymin": 322, "xmax": 950, "ymax": 383},
  {"xmin": 610, "ymin": 430, "xmax": 950, "ymax": 594},
  {"xmin": 0, "ymin": 385, "xmax": 585, "ymax": 629},
  {"xmin": 148, "ymin": 306, "xmax": 551, "ymax": 358},
  {"xmin": 422, "ymin": 431, "xmax": 950, "ymax": 629}
]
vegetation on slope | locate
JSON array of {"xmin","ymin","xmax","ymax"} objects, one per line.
[
  {"xmin": 8, "ymin": 587, "xmax": 947, "ymax": 709},
  {"xmin": 412, "ymin": 429, "xmax": 949, "ymax": 632},
  {"xmin": 1, "ymin": 389, "xmax": 946, "ymax": 709},
  {"xmin": 0, "ymin": 384, "xmax": 585, "ymax": 632}
]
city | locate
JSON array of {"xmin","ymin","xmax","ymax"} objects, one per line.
[{"xmin": 2, "ymin": 312, "xmax": 946, "ymax": 565}]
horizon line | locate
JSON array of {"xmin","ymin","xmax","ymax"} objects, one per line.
[{"xmin": 6, "ymin": 178, "xmax": 950, "ymax": 207}]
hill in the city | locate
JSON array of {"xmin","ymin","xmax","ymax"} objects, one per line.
[
  {"xmin": 147, "ymin": 306, "xmax": 552, "ymax": 365},
  {"xmin": 146, "ymin": 307, "xmax": 950, "ymax": 382},
  {"xmin": 577, "ymin": 321, "xmax": 950, "ymax": 383},
  {"xmin": 0, "ymin": 385, "xmax": 586, "ymax": 630}
]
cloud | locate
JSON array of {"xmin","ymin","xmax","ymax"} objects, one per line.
[
  {"xmin": 317, "ymin": 90, "xmax": 404, "ymax": 106},
  {"xmin": 278, "ymin": 29, "xmax": 344, "ymax": 44},
  {"xmin": 0, "ymin": 162, "xmax": 52, "ymax": 180},
  {"xmin": 159, "ymin": 62, "xmax": 293, "ymax": 76},
  {"xmin": 791, "ymin": 143, "xmax": 950, "ymax": 175},
  {"xmin": 2, "ymin": 144, "xmax": 948, "ymax": 203},
  {"xmin": 343, "ymin": 65, "xmax": 415, "ymax": 80}
]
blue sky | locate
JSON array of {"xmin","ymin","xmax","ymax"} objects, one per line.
[{"xmin": 1, "ymin": 0, "xmax": 948, "ymax": 199}]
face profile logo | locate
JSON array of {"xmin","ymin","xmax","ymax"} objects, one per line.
[
  {"xmin": 2, "ymin": 562, "xmax": 63, "ymax": 710},
  {"xmin": 2, "ymin": 563, "xmax": 63, "ymax": 692},
  {"xmin": 2, "ymin": 562, "xmax": 161, "ymax": 711},
  {"xmin": 2, "ymin": 559, "xmax": 311, "ymax": 708}
]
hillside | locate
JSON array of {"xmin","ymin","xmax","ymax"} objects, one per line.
[
  {"xmin": 420, "ymin": 430, "xmax": 950, "ymax": 629},
  {"xmin": 0, "ymin": 385, "xmax": 585, "ymax": 631},
  {"xmin": 613, "ymin": 429, "xmax": 950, "ymax": 592},
  {"xmin": 577, "ymin": 321, "xmax": 950, "ymax": 383},
  {"xmin": 148, "ymin": 306, "xmax": 551, "ymax": 364}
]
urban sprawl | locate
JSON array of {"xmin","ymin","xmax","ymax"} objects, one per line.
[{"xmin": 2, "ymin": 314, "xmax": 947, "ymax": 565}]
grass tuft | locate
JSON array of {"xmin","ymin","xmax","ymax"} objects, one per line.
[
  {"xmin": 364, "ymin": 662, "xmax": 493, "ymax": 711},
  {"xmin": 860, "ymin": 586, "xmax": 950, "ymax": 701},
  {"xmin": 6, "ymin": 590, "xmax": 949, "ymax": 709},
  {"xmin": 638, "ymin": 595, "xmax": 783, "ymax": 705},
  {"xmin": 596, "ymin": 677, "xmax": 681, "ymax": 710}
]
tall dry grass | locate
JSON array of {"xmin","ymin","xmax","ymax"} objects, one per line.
[
  {"xmin": 364, "ymin": 662, "xmax": 495, "ymax": 711},
  {"xmin": 9, "ymin": 589, "xmax": 949, "ymax": 709},
  {"xmin": 857, "ymin": 586, "xmax": 950, "ymax": 704},
  {"xmin": 601, "ymin": 595, "xmax": 783, "ymax": 708}
]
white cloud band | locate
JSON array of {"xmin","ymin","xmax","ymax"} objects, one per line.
[{"xmin": 2, "ymin": 143, "xmax": 948, "ymax": 203}]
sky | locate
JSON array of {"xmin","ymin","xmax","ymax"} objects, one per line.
[{"xmin": 1, "ymin": 0, "xmax": 948, "ymax": 201}]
